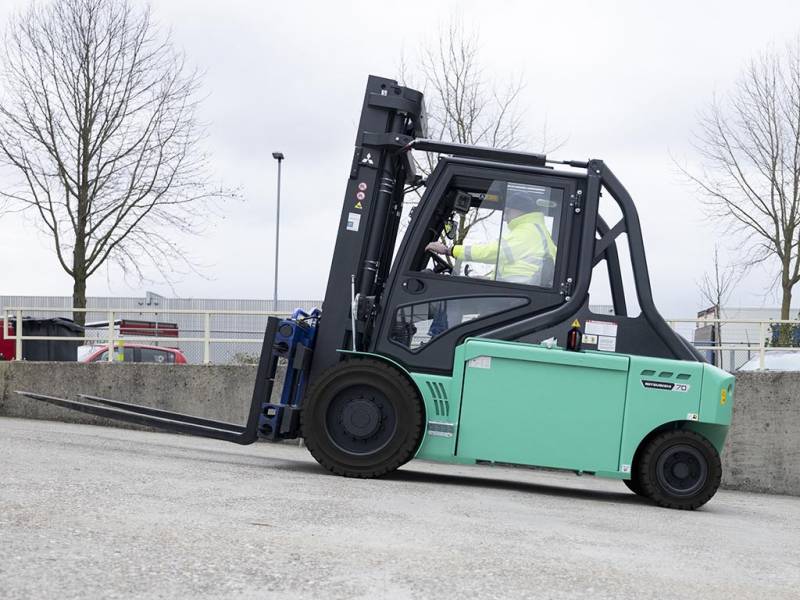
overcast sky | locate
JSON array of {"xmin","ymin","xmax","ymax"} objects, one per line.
[{"xmin": 2, "ymin": 0, "xmax": 800, "ymax": 316}]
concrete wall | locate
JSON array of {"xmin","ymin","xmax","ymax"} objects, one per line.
[
  {"xmin": 1, "ymin": 363, "xmax": 798, "ymax": 496},
  {"xmin": 721, "ymin": 372, "xmax": 800, "ymax": 496},
  {"xmin": 0, "ymin": 362, "xmax": 258, "ymax": 430}
]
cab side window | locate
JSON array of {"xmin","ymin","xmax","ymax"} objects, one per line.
[
  {"xmin": 390, "ymin": 297, "xmax": 528, "ymax": 350},
  {"xmin": 418, "ymin": 178, "xmax": 562, "ymax": 289}
]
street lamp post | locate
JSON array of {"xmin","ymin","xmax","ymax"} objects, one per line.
[{"xmin": 271, "ymin": 152, "xmax": 284, "ymax": 313}]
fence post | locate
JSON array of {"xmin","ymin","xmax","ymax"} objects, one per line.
[
  {"xmin": 203, "ymin": 312, "xmax": 211, "ymax": 364},
  {"xmin": 15, "ymin": 308, "xmax": 22, "ymax": 360},
  {"xmin": 107, "ymin": 310, "xmax": 115, "ymax": 363},
  {"xmin": 758, "ymin": 320, "xmax": 766, "ymax": 371}
]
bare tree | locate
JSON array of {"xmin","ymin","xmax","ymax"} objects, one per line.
[
  {"xmin": 0, "ymin": 0, "xmax": 233, "ymax": 325},
  {"xmin": 698, "ymin": 245, "xmax": 742, "ymax": 365},
  {"xmin": 400, "ymin": 16, "xmax": 564, "ymax": 246},
  {"xmin": 685, "ymin": 39, "xmax": 800, "ymax": 326}
]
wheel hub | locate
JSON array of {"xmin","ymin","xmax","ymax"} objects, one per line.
[
  {"xmin": 341, "ymin": 399, "xmax": 381, "ymax": 439},
  {"xmin": 672, "ymin": 462, "xmax": 690, "ymax": 479},
  {"xmin": 325, "ymin": 384, "xmax": 397, "ymax": 456},
  {"xmin": 656, "ymin": 444, "xmax": 708, "ymax": 497}
]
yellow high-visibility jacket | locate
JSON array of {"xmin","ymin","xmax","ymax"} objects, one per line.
[{"xmin": 452, "ymin": 212, "xmax": 557, "ymax": 284}]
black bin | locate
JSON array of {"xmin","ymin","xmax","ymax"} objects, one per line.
[{"xmin": 17, "ymin": 317, "xmax": 84, "ymax": 361}]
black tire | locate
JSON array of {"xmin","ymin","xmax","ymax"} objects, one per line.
[
  {"xmin": 623, "ymin": 473, "xmax": 646, "ymax": 497},
  {"xmin": 301, "ymin": 358, "xmax": 424, "ymax": 478},
  {"xmin": 637, "ymin": 430, "xmax": 722, "ymax": 510}
]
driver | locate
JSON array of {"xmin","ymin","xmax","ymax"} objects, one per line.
[{"xmin": 425, "ymin": 190, "xmax": 557, "ymax": 286}]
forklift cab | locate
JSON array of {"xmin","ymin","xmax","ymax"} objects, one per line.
[
  {"xmin": 372, "ymin": 154, "xmax": 701, "ymax": 375},
  {"xmin": 375, "ymin": 160, "xmax": 579, "ymax": 373}
]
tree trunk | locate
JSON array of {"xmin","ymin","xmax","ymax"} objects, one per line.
[
  {"xmin": 72, "ymin": 237, "xmax": 87, "ymax": 327},
  {"xmin": 778, "ymin": 284, "xmax": 793, "ymax": 346},
  {"xmin": 72, "ymin": 274, "xmax": 86, "ymax": 327},
  {"xmin": 780, "ymin": 285, "xmax": 792, "ymax": 320}
]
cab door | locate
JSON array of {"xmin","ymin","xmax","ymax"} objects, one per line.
[{"xmin": 373, "ymin": 160, "xmax": 584, "ymax": 375}]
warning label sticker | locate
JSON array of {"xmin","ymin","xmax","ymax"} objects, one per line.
[
  {"xmin": 586, "ymin": 320, "xmax": 618, "ymax": 352},
  {"xmin": 585, "ymin": 320, "xmax": 618, "ymax": 337},
  {"xmin": 427, "ymin": 421, "xmax": 455, "ymax": 438},
  {"xmin": 597, "ymin": 336, "xmax": 617, "ymax": 352},
  {"xmin": 468, "ymin": 356, "xmax": 492, "ymax": 369},
  {"xmin": 346, "ymin": 212, "xmax": 361, "ymax": 232}
]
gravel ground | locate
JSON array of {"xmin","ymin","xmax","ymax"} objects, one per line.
[{"xmin": 1, "ymin": 417, "xmax": 798, "ymax": 600}]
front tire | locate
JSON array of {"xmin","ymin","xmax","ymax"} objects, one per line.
[
  {"xmin": 301, "ymin": 359, "xmax": 424, "ymax": 478},
  {"xmin": 637, "ymin": 430, "xmax": 722, "ymax": 510}
]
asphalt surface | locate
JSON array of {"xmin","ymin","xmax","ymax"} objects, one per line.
[{"xmin": 1, "ymin": 417, "xmax": 798, "ymax": 600}]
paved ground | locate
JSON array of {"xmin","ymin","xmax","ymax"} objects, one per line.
[{"xmin": 1, "ymin": 418, "xmax": 798, "ymax": 600}]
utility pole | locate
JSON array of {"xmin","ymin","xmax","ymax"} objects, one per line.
[{"xmin": 272, "ymin": 152, "xmax": 284, "ymax": 312}]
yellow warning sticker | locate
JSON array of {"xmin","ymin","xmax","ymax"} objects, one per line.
[
  {"xmin": 720, "ymin": 389, "xmax": 727, "ymax": 405},
  {"xmin": 354, "ymin": 201, "xmax": 363, "ymax": 209},
  {"xmin": 571, "ymin": 319, "xmax": 581, "ymax": 328}
]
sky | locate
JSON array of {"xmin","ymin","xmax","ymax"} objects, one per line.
[{"xmin": 1, "ymin": 0, "xmax": 800, "ymax": 316}]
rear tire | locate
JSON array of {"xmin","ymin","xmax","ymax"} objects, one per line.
[
  {"xmin": 301, "ymin": 358, "xmax": 424, "ymax": 478},
  {"xmin": 637, "ymin": 430, "xmax": 721, "ymax": 510}
]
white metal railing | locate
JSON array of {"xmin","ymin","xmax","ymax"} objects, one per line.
[
  {"xmin": 3, "ymin": 307, "xmax": 800, "ymax": 369},
  {"xmin": 667, "ymin": 317, "xmax": 800, "ymax": 370},
  {"xmin": 2, "ymin": 306, "xmax": 290, "ymax": 364}
]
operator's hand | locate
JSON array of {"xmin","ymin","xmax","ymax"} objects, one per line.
[{"xmin": 425, "ymin": 241, "xmax": 451, "ymax": 256}]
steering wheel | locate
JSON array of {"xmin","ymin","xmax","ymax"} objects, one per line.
[{"xmin": 425, "ymin": 250, "xmax": 453, "ymax": 275}]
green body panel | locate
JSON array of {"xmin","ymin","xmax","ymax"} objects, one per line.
[
  {"xmin": 409, "ymin": 372, "xmax": 473, "ymax": 463},
  {"xmin": 341, "ymin": 340, "xmax": 734, "ymax": 479},
  {"xmin": 616, "ymin": 355, "xmax": 704, "ymax": 471},
  {"xmin": 698, "ymin": 364, "xmax": 735, "ymax": 443},
  {"xmin": 457, "ymin": 340, "xmax": 630, "ymax": 473},
  {"xmin": 679, "ymin": 365, "xmax": 735, "ymax": 454}
]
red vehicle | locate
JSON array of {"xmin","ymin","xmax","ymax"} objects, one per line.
[
  {"xmin": 0, "ymin": 319, "xmax": 16, "ymax": 360},
  {"xmin": 80, "ymin": 344, "xmax": 187, "ymax": 364}
]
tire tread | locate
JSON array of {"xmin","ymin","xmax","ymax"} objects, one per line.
[{"xmin": 636, "ymin": 429, "xmax": 721, "ymax": 510}]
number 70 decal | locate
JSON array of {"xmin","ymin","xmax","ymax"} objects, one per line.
[{"xmin": 641, "ymin": 380, "xmax": 690, "ymax": 393}]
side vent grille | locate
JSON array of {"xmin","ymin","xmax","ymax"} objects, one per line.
[
  {"xmin": 640, "ymin": 369, "xmax": 693, "ymax": 382},
  {"xmin": 425, "ymin": 381, "xmax": 450, "ymax": 417}
]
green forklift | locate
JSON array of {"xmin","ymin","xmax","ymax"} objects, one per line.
[{"xmin": 21, "ymin": 75, "xmax": 734, "ymax": 510}]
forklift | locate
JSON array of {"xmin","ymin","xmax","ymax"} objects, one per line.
[{"xmin": 20, "ymin": 75, "xmax": 735, "ymax": 510}]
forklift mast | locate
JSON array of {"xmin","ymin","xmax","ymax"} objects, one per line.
[{"xmin": 311, "ymin": 76, "xmax": 426, "ymax": 380}]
